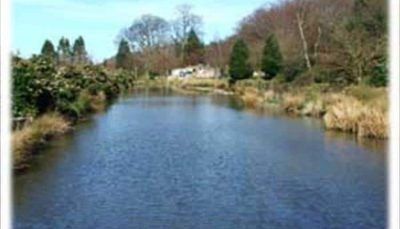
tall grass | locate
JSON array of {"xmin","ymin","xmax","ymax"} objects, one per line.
[
  {"xmin": 323, "ymin": 98, "xmax": 362, "ymax": 133},
  {"xmin": 229, "ymin": 80, "xmax": 388, "ymax": 139},
  {"xmin": 13, "ymin": 113, "xmax": 70, "ymax": 169},
  {"xmin": 240, "ymin": 88, "xmax": 262, "ymax": 109},
  {"xmin": 323, "ymin": 98, "xmax": 388, "ymax": 139},
  {"xmin": 164, "ymin": 78, "xmax": 388, "ymax": 139}
]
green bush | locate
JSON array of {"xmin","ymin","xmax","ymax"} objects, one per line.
[
  {"xmin": 368, "ymin": 57, "xmax": 387, "ymax": 87},
  {"xmin": 12, "ymin": 55, "xmax": 134, "ymax": 118}
]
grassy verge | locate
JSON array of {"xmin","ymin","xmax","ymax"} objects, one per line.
[
  {"xmin": 233, "ymin": 81, "xmax": 388, "ymax": 139},
  {"xmin": 13, "ymin": 113, "xmax": 71, "ymax": 170},
  {"xmin": 169, "ymin": 78, "xmax": 388, "ymax": 139},
  {"xmin": 12, "ymin": 90, "xmax": 115, "ymax": 171}
]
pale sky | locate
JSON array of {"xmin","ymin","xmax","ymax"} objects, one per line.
[{"xmin": 12, "ymin": 0, "xmax": 273, "ymax": 61}]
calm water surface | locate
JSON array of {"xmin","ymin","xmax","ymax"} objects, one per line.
[{"xmin": 14, "ymin": 89, "xmax": 387, "ymax": 229}]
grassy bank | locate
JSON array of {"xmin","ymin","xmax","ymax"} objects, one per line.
[
  {"xmin": 12, "ymin": 91, "xmax": 112, "ymax": 171},
  {"xmin": 13, "ymin": 113, "xmax": 71, "ymax": 170},
  {"xmin": 12, "ymin": 56, "xmax": 137, "ymax": 170},
  {"xmin": 168, "ymin": 78, "xmax": 388, "ymax": 139},
  {"xmin": 234, "ymin": 81, "xmax": 388, "ymax": 139}
]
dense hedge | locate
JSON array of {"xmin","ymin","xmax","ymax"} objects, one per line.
[{"xmin": 12, "ymin": 55, "xmax": 135, "ymax": 119}]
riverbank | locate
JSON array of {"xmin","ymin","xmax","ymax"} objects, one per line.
[
  {"xmin": 12, "ymin": 56, "xmax": 137, "ymax": 170},
  {"xmin": 13, "ymin": 77, "xmax": 388, "ymax": 171},
  {"xmin": 168, "ymin": 78, "xmax": 388, "ymax": 139},
  {"xmin": 12, "ymin": 90, "xmax": 125, "ymax": 171},
  {"xmin": 13, "ymin": 113, "xmax": 71, "ymax": 170}
]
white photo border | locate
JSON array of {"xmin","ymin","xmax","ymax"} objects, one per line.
[{"xmin": 1, "ymin": 1, "xmax": 399, "ymax": 229}]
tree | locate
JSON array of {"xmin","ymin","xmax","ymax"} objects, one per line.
[
  {"xmin": 122, "ymin": 14, "xmax": 170, "ymax": 50},
  {"xmin": 120, "ymin": 14, "xmax": 170, "ymax": 74},
  {"xmin": 327, "ymin": 0, "xmax": 387, "ymax": 85},
  {"xmin": 171, "ymin": 4, "xmax": 203, "ymax": 64},
  {"xmin": 57, "ymin": 37, "xmax": 72, "ymax": 65},
  {"xmin": 229, "ymin": 39, "xmax": 253, "ymax": 82},
  {"xmin": 183, "ymin": 29, "xmax": 204, "ymax": 66},
  {"xmin": 72, "ymin": 36, "xmax": 88, "ymax": 64},
  {"xmin": 261, "ymin": 34, "xmax": 283, "ymax": 80},
  {"xmin": 116, "ymin": 39, "xmax": 132, "ymax": 70},
  {"xmin": 41, "ymin": 40, "xmax": 56, "ymax": 60}
]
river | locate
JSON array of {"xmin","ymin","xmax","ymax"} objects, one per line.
[{"xmin": 14, "ymin": 88, "xmax": 387, "ymax": 229}]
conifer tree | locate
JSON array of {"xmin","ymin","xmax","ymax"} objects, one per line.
[
  {"xmin": 261, "ymin": 34, "xmax": 283, "ymax": 80},
  {"xmin": 41, "ymin": 40, "xmax": 56, "ymax": 61},
  {"xmin": 72, "ymin": 36, "xmax": 88, "ymax": 64},
  {"xmin": 116, "ymin": 39, "xmax": 132, "ymax": 70},
  {"xmin": 229, "ymin": 39, "xmax": 252, "ymax": 82},
  {"xmin": 183, "ymin": 29, "xmax": 204, "ymax": 66},
  {"xmin": 57, "ymin": 37, "xmax": 72, "ymax": 65}
]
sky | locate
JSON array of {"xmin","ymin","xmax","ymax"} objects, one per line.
[{"xmin": 12, "ymin": 0, "xmax": 272, "ymax": 62}]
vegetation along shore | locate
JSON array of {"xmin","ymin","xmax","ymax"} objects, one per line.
[{"xmin": 12, "ymin": 49, "xmax": 136, "ymax": 170}]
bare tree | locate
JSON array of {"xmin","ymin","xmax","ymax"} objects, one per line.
[
  {"xmin": 208, "ymin": 34, "xmax": 223, "ymax": 68},
  {"xmin": 122, "ymin": 14, "xmax": 170, "ymax": 51},
  {"xmin": 171, "ymin": 4, "xmax": 203, "ymax": 64},
  {"xmin": 120, "ymin": 14, "xmax": 170, "ymax": 75},
  {"xmin": 294, "ymin": 0, "xmax": 312, "ymax": 70}
]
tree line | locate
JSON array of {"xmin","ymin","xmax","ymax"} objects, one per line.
[
  {"xmin": 220, "ymin": 0, "xmax": 387, "ymax": 86},
  {"xmin": 113, "ymin": 0, "xmax": 387, "ymax": 87},
  {"xmin": 41, "ymin": 36, "xmax": 90, "ymax": 65},
  {"xmin": 112, "ymin": 4, "xmax": 205, "ymax": 76}
]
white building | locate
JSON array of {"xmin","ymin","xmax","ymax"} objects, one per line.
[
  {"xmin": 253, "ymin": 71, "xmax": 266, "ymax": 78},
  {"xmin": 169, "ymin": 65, "xmax": 220, "ymax": 79}
]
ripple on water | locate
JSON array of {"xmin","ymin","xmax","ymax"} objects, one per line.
[{"xmin": 14, "ymin": 92, "xmax": 386, "ymax": 229}]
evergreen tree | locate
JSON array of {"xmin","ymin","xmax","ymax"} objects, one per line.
[
  {"xmin": 57, "ymin": 37, "xmax": 72, "ymax": 65},
  {"xmin": 116, "ymin": 39, "xmax": 132, "ymax": 70},
  {"xmin": 183, "ymin": 29, "xmax": 204, "ymax": 66},
  {"xmin": 229, "ymin": 39, "xmax": 252, "ymax": 82},
  {"xmin": 40, "ymin": 40, "xmax": 56, "ymax": 60},
  {"xmin": 261, "ymin": 34, "xmax": 283, "ymax": 80},
  {"xmin": 72, "ymin": 36, "xmax": 88, "ymax": 64}
]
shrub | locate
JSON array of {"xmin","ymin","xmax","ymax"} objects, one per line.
[
  {"xmin": 368, "ymin": 56, "xmax": 387, "ymax": 87},
  {"xmin": 280, "ymin": 59, "xmax": 305, "ymax": 83},
  {"xmin": 12, "ymin": 55, "xmax": 134, "ymax": 119}
]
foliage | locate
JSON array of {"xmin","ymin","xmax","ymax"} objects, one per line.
[
  {"xmin": 220, "ymin": 0, "xmax": 387, "ymax": 88},
  {"xmin": 229, "ymin": 39, "xmax": 253, "ymax": 83},
  {"xmin": 12, "ymin": 55, "xmax": 135, "ymax": 118},
  {"xmin": 57, "ymin": 37, "xmax": 72, "ymax": 65},
  {"xmin": 116, "ymin": 39, "xmax": 132, "ymax": 70},
  {"xmin": 261, "ymin": 34, "xmax": 283, "ymax": 80},
  {"xmin": 41, "ymin": 40, "xmax": 57, "ymax": 61},
  {"xmin": 183, "ymin": 29, "xmax": 204, "ymax": 66},
  {"xmin": 282, "ymin": 60, "xmax": 305, "ymax": 83},
  {"xmin": 369, "ymin": 56, "xmax": 387, "ymax": 87},
  {"xmin": 72, "ymin": 36, "xmax": 88, "ymax": 64}
]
